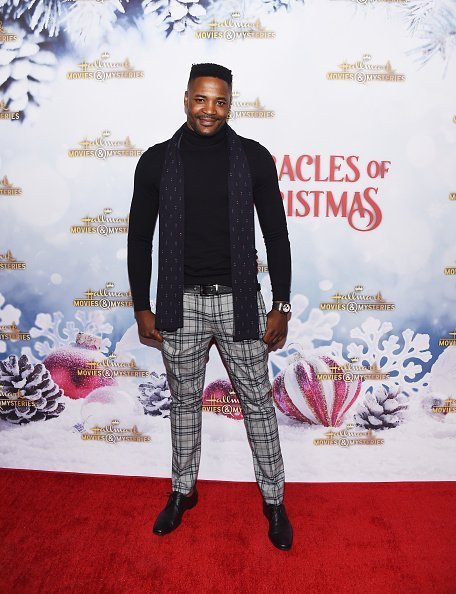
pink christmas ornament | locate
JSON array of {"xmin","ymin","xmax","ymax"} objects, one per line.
[
  {"xmin": 421, "ymin": 393, "xmax": 456, "ymax": 424},
  {"xmin": 81, "ymin": 386, "xmax": 144, "ymax": 429},
  {"xmin": 272, "ymin": 351, "xmax": 362, "ymax": 427},
  {"xmin": 202, "ymin": 378, "xmax": 244, "ymax": 420},
  {"xmin": 43, "ymin": 332, "xmax": 116, "ymax": 400},
  {"xmin": 431, "ymin": 347, "xmax": 456, "ymax": 398}
]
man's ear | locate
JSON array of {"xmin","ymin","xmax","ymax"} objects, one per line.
[{"xmin": 184, "ymin": 90, "xmax": 188, "ymax": 113}]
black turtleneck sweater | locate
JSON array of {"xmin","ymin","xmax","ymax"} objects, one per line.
[{"xmin": 127, "ymin": 122, "xmax": 291, "ymax": 312}]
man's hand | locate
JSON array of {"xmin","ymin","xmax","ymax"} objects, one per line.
[
  {"xmin": 135, "ymin": 310, "xmax": 163, "ymax": 342},
  {"xmin": 262, "ymin": 309, "xmax": 289, "ymax": 352}
]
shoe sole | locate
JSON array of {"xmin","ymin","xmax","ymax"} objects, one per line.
[{"xmin": 270, "ymin": 539, "xmax": 292, "ymax": 551}]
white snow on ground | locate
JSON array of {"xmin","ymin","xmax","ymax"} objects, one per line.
[{"xmin": 1, "ymin": 392, "xmax": 455, "ymax": 482}]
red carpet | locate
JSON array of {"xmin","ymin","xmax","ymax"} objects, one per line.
[{"xmin": 1, "ymin": 469, "xmax": 454, "ymax": 594}]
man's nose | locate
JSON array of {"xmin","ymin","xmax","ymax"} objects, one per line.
[{"xmin": 203, "ymin": 101, "xmax": 217, "ymax": 114}]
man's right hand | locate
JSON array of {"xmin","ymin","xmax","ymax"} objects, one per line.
[{"xmin": 135, "ymin": 310, "xmax": 163, "ymax": 342}]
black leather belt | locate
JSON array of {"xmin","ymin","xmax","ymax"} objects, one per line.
[
  {"xmin": 183, "ymin": 284, "xmax": 233, "ymax": 295},
  {"xmin": 183, "ymin": 283, "xmax": 261, "ymax": 296}
]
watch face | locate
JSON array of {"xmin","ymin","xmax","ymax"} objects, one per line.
[{"xmin": 281, "ymin": 303, "xmax": 291, "ymax": 313}]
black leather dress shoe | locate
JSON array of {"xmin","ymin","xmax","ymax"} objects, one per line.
[
  {"xmin": 153, "ymin": 489, "xmax": 198, "ymax": 535},
  {"xmin": 263, "ymin": 501, "xmax": 293, "ymax": 550}
]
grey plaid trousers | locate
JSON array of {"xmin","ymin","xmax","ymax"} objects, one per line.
[{"xmin": 160, "ymin": 289, "xmax": 285, "ymax": 504}]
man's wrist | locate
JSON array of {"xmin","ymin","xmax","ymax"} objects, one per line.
[
  {"xmin": 272, "ymin": 301, "xmax": 291, "ymax": 314},
  {"xmin": 134, "ymin": 308, "xmax": 152, "ymax": 316}
]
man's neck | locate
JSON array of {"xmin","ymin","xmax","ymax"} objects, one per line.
[{"xmin": 181, "ymin": 121, "xmax": 228, "ymax": 146}]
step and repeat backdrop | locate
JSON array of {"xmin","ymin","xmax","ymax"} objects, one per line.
[{"xmin": 0, "ymin": 0, "xmax": 455, "ymax": 482}]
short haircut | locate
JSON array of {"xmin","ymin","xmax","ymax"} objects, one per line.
[{"xmin": 188, "ymin": 63, "xmax": 233, "ymax": 87}]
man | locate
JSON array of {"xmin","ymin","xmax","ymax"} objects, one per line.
[{"xmin": 127, "ymin": 63, "xmax": 293, "ymax": 551}]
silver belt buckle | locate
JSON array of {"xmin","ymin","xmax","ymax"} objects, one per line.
[{"xmin": 200, "ymin": 283, "xmax": 219, "ymax": 296}]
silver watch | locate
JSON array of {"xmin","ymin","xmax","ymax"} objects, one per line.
[{"xmin": 272, "ymin": 301, "xmax": 291, "ymax": 314}]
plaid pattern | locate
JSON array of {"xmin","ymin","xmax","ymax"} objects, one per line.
[{"xmin": 161, "ymin": 290, "xmax": 285, "ymax": 504}]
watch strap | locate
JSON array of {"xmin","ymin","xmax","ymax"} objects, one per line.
[{"xmin": 272, "ymin": 301, "xmax": 291, "ymax": 314}]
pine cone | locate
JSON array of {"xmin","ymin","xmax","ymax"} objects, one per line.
[
  {"xmin": 353, "ymin": 386, "xmax": 409, "ymax": 430},
  {"xmin": 64, "ymin": 0, "xmax": 129, "ymax": 48},
  {"xmin": 0, "ymin": 23, "xmax": 57, "ymax": 115},
  {"xmin": 138, "ymin": 372, "xmax": 171, "ymax": 418},
  {"xmin": 142, "ymin": 0, "xmax": 206, "ymax": 35},
  {"xmin": 0, "ymin": 0, "xmax": 24, "ymax": 21},
  {"xmin": 0, "ymin": 0, "xmax": 66, "ymax": 36},
  {"xmin": 263, "ymin": 0, "xmax": 304, "ymax": 12},
  {"xmin": 0, "ymin": 353, "xmax": 65, "ymax": 424}
]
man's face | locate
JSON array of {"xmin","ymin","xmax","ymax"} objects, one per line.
[{"xmin": 184, "ymin": 76, "xmax": 231, "ymax": 136}]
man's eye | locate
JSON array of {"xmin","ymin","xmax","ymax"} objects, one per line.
[{"xmin": 217, "ymin": 101, "xmax": 226, "ymax": 106}]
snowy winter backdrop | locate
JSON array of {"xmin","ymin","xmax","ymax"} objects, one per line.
[{"xmin": 0, "ymin": 0, "xmax": 455, "ymax": 482}]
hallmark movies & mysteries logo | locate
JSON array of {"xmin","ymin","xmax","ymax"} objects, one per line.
[
  {"xmin": 432, "ymin": 398, "xmax": 456, "ymax": 414},
  {"xmin": 0, "ymin": 175, "xmax": 22, "ymax": 196},
  {"xmin": 257, "ymin": 259, "xmax": 268, "ymax": 273},
  {"xmin": 0, "ymin": 21, "xmax": 17, "ymax": 43},
  {"xmin": 70, "ymin": 208, "xmax": 128, "ymax": 235},
  {"xmin": 68, "ymin": 130, "xmax": 144, "ymax": 159},
  {"xmin": 73, "ymin": 282, "xmax": 132, "ymax": 309},
  {"xmin": 316, "ymin": 359, "xmax": 390, "ymax": 382},
  {"xmin": 228, "ymin": 91, "xmax": 275, "ymax": 119},
  {"xmin": 0, "ymin": 390, "xmax": 36, "ymax": 408},
  {"xmin": 438, "ymin": 330, "xmax": 456, "ymax": 347},
  {"xmin": 0, "ymin": 250, "xmax": 26, "ymax": 270},
  {"xmin": 444, "ymin": 261, "xmax": 456, "ymax": 275},
  {"xmin": 77, "ymin": 353, "xmax": 150, "ymax": 379},
  {"xmin": 67, "ymin": 51, "xmax": 144, "ymax": 81},
  {"xmin": 0, "ymin": 322, "xmax": 30, "ymax": 341},
  {"xmin": 313, "ymin": 423, "xmax": 384, "ymax": 447},
  {"xmin": 327, "ymin": 53, "xmax": 406, "ymax": 83},
  {"xmin": 81, "ymin": 419, "xmax": 151, "ymax": 443},
  {"xmin": 195, "ymin": 11, "xmax": 275, "ymax": 40},
  {"xmin": 320, "ymin": 285, "xmax": 395, "ymax": 312},
  {"xmin": 203, "ymin": 389, "xmax": 242, "ymax": 416},
  {"xmin": 0, "ymin": 100, "xmax": 20, "ymax": 120}
]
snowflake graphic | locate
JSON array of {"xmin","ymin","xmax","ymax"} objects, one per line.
[
  {"xmin": 259, "ymin": 278, "xmax": 343, "ymax": 376},
  {"xmin": 347, "ymin": 316, "xmax": 432, "ymax": 396},
  {"xmin": 23, "ymin": 310, "xmax": 113, "ymax": 361}
]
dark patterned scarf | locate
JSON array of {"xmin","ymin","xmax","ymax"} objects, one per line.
[{"xmin": 154, "ymin": 122, "xmax": 259, "ymax": 341}]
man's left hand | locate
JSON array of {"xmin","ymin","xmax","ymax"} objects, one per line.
[{"xmin": 262, "ymin": 309, "xmax": 289, "ymax": 352}]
